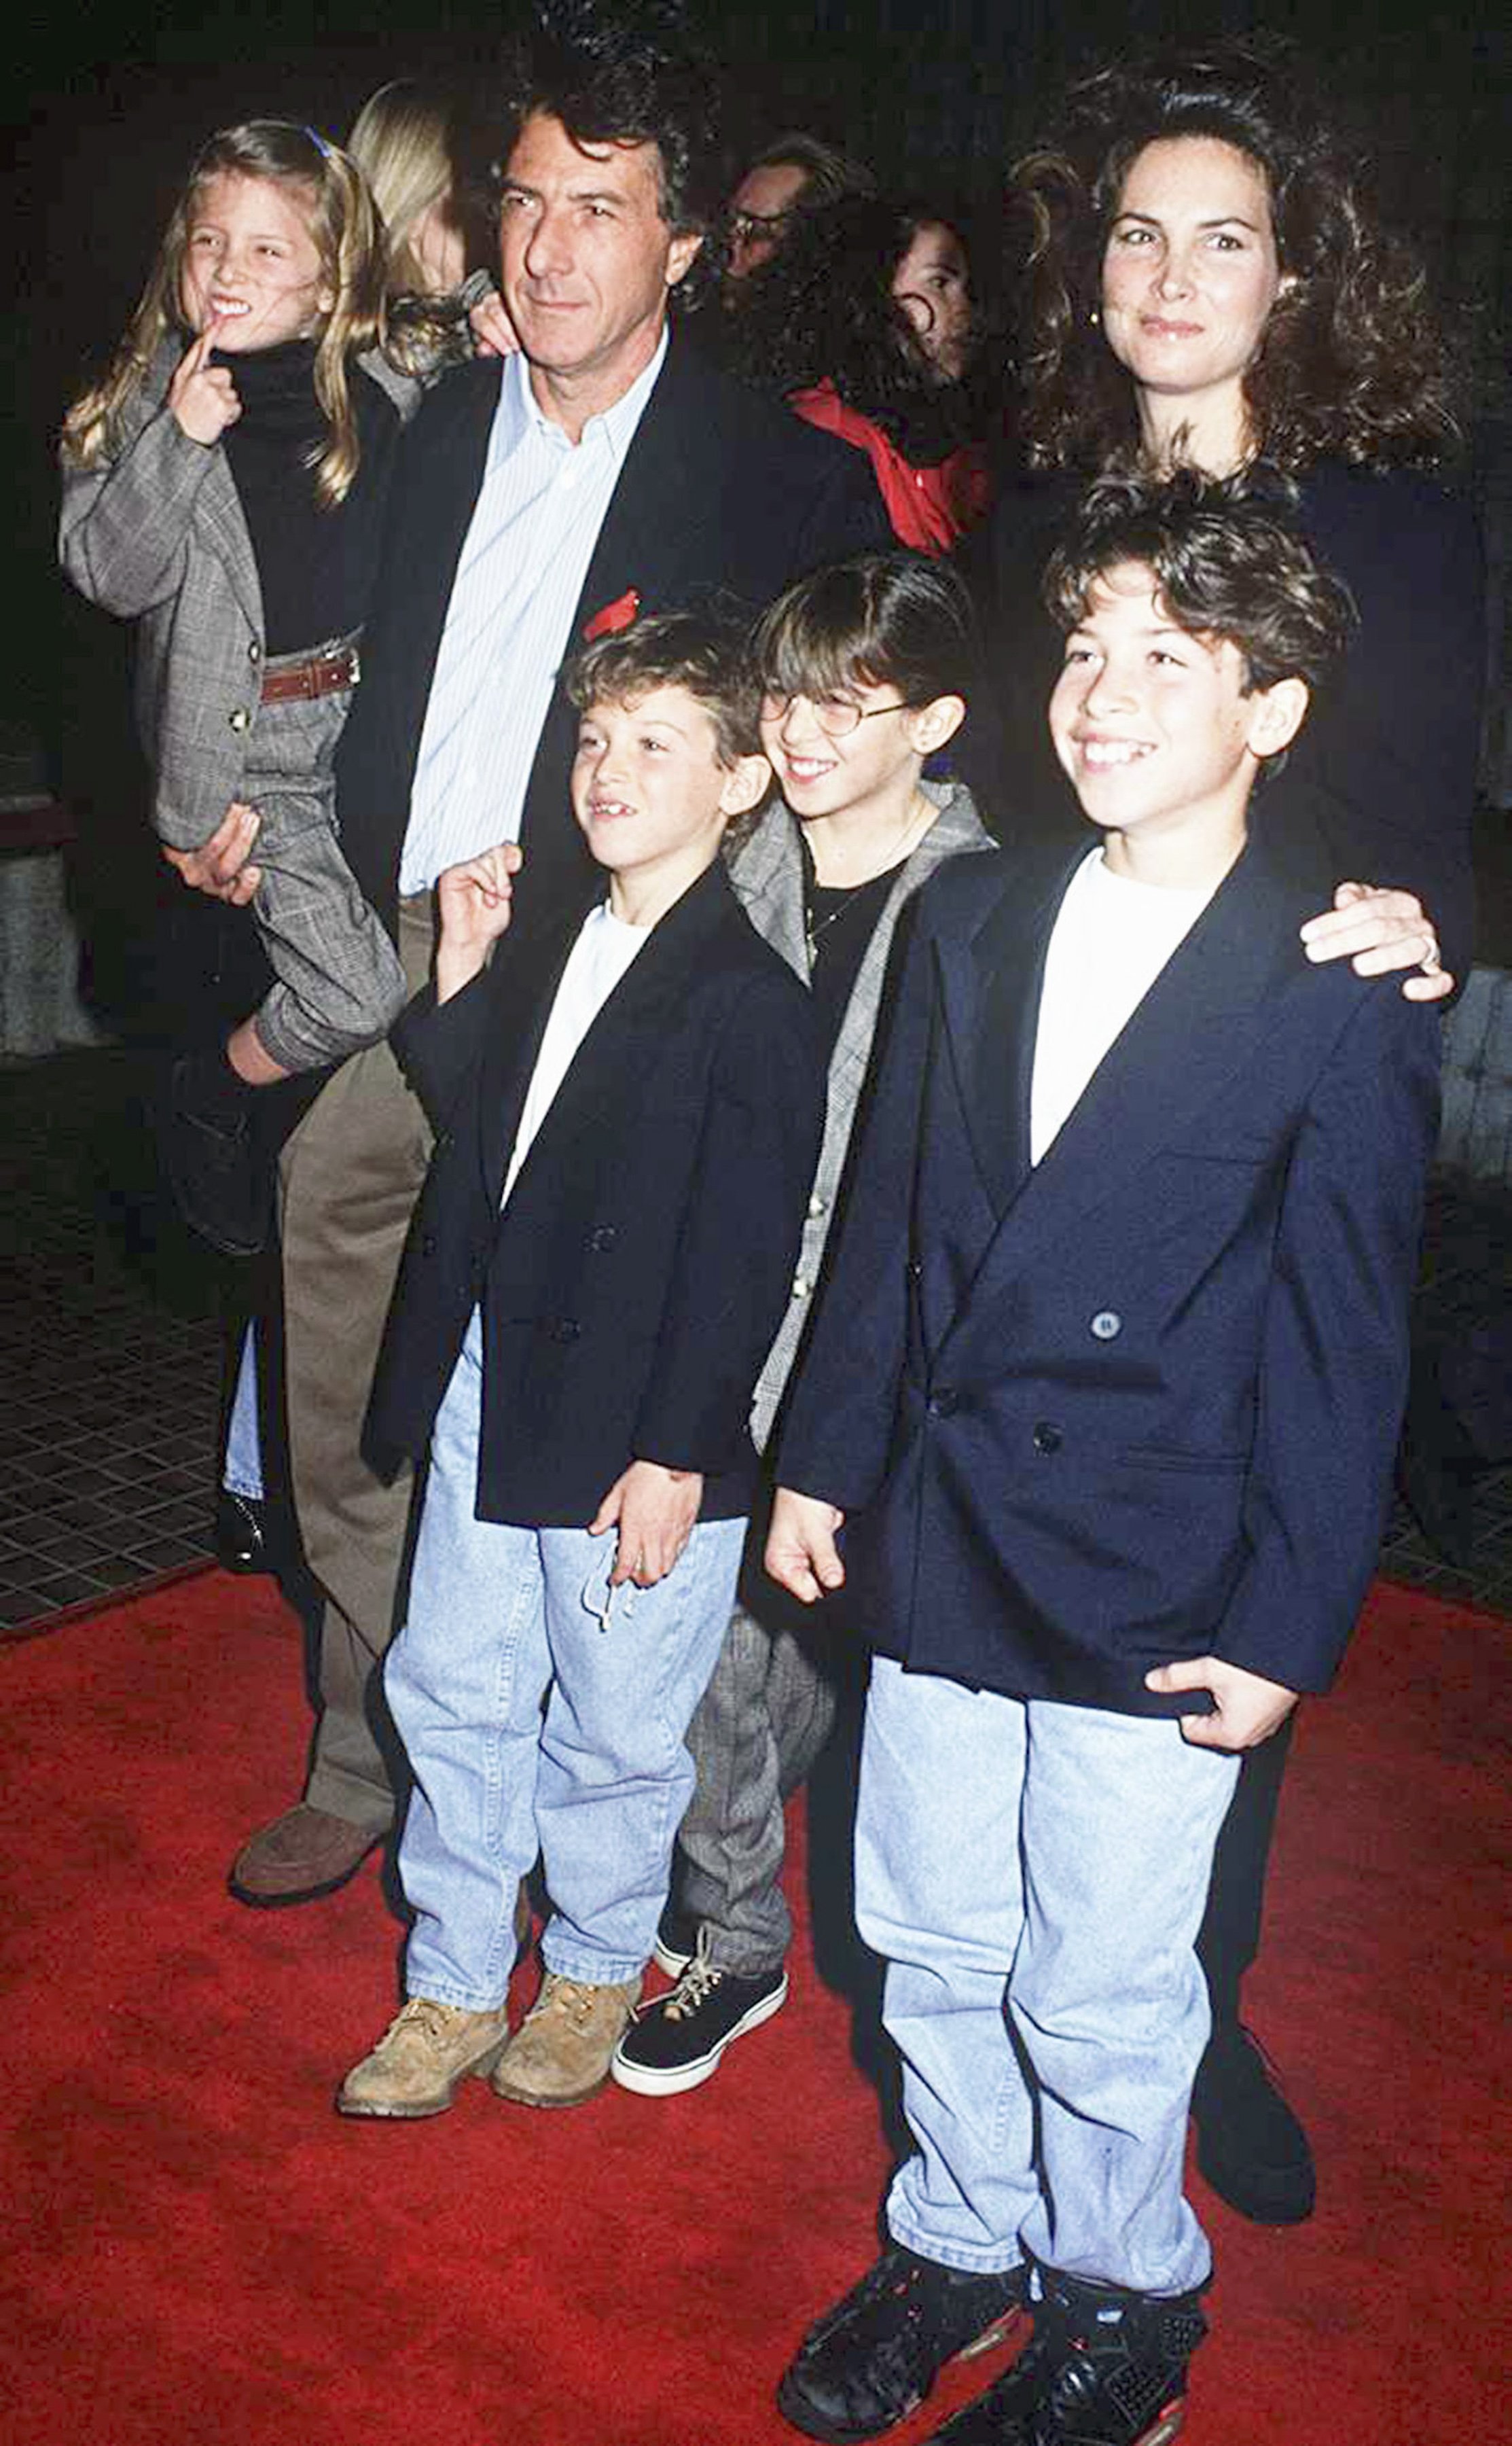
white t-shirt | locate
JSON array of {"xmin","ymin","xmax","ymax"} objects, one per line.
[
  {"xmin": 501, "ymin": 902, "xmax": 649, "ymax": 1205},
  {"xmin": 1030, "ymin": 849, "xmax": 1219, "ymax": 1166}
]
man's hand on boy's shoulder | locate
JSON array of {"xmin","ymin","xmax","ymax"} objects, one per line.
[
  {"xmin": 1145, "ymin": 1655, "xmax": 1300, "ymax": 1752},
  {"xmin": 591, "ymin": 1460, "xmax": 703, "ymax": 1589},
  {"xmin": 435, "ymin": 844, "xmax": 523, "ymax": 1001},
  {"xmin": 1299, "ymin": 879, "xmax": 1452, "ymax": 1002}
]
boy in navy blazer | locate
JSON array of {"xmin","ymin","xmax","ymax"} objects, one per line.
[
  {"xmin": 338, "ymin": 611, "xmax": 823, "ymax": 2121},
  {"xmin": 766, "ymin": 478, "xmax": 1441, "ymax": 2446}
]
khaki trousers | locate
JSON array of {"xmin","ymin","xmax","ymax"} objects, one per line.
[{"xmin": 278, "ymin": 895, "xmax": 435, "ymax": 1832}]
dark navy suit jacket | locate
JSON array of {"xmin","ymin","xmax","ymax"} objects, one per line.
[
  {"xmin": 365, "ymin": 861, "xmax": 825, "ymax": 1528},
  {"xmin": 776, "ymin": 836, "xmax": 1441, "ymax": 1715},
  {"xmin": 336, "ymin": 333, "xmax": 889, "ymax": 934}
]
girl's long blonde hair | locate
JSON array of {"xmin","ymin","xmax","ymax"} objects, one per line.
[{"xmin": 61, "ymin": 120, "xmax": 389, "ymax": 508}]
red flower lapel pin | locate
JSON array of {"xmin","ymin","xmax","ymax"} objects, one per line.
[{"xmin": 583, "ymin": 588, "xmax": 640, "ymax": 642}]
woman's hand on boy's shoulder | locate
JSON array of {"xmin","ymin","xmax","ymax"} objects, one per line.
[
  {"xmin": 435, "ymin": 845, "xmax": 523, "ymax": 999},
  {"xmin": 1300, "ymin": 881, "xmax": 1452, "ymax": 1002},
  {"xmin": 1145, "ymin": 1655, "xmax": 1299, "ymax": 1751}
]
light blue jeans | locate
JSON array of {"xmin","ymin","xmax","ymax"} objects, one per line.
[
  {"xmin": 223, "ymin": 1320, "xmax": 264, "ymax": 1500},
  {"xmin": 859, "ymin": 1656, "xmax": 1240, "ymax": 2296},
  {"xmin": 386, "ymin": 1315, "xmax": 746, "ymax": 2007}
]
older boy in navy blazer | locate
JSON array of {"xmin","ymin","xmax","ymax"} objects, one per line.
[
  {"xmin": 766, "ymin": 479, "xmax": 1441, "ymax": 2446},
  {"xmin": 337, "ymin": 612, "xmax": 823, "ymax": 2121}
]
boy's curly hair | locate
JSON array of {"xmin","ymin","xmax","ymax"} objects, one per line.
[
  {"xmin": 1043, "ymin": 469, "xmax": 1357, "ymax": 696},
  {"xmin": 564, "ymin": 603, "xmax": 761, "ymax": 766}
]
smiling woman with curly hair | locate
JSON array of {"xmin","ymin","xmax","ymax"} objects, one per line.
[{"xmin": 1013, "ymin": 44, "xmax": 1458, "ymax": 479}]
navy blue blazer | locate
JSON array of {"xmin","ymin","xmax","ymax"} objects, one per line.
[
  {"xmin": 336, "ymin": 332, "xmax": 889, "ymax": 933},
  {"xmin": 364, "ymin": 861, "xmax": 825, "ymax": 1528},
  {"xmin": 776, "ymin": 836, "xmax": 1441, "ymax": 1714}
]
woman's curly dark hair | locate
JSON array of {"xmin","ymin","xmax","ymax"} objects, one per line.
[
  {"xmin": 1013, "ymin": 39, "xmax": 1458, "ymax": 476},
  {"xmin": 727, "ymin": 193, "xmax": 982, "ymax": 468}
]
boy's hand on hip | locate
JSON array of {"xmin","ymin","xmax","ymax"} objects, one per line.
[
  {"xmin": 766, "ymin": 1489, "xmax": 846, "ymax": 1605},
  {"xmin": 435, "ymin": 845, "xmax": 523, "ymax": 997},
  {"xmin": 1145, "ymin": 1656, "xmax": 1299, "ymax": 1751},
  {"xmin": 591, "ymin": 1461, "xmax": 703, "ymax": 1588}
]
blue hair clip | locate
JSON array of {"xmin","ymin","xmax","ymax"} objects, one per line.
[{"xmin": 304, "ymin": 125, "xmax": 333, "ymax": 160}]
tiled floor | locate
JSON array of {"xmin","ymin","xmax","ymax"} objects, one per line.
[
  {"xmin": 1, "ymin": 1044, "xmax": 1510, "ymax": 1637},
  {"xmin": 0, "ymin": 1046, "xmax": 228, "ymax": 1631}
]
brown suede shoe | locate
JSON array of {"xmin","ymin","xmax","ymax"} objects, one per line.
[
  {"xmin": 230, "ymin": 1804, "xmax": 386, "ymax": 1906},
  {"xmin": 490, "ymin": 1971, "xmax": 641, "ymax": 2108},
  {"xmin": 337, "ymin": 1997, "xmax": 513, "ymax": 2119}
]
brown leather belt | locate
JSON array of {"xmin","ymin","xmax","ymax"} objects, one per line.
[{"xmin": 259, "ymin": 639, "xmax": 361, "ymax": 705}]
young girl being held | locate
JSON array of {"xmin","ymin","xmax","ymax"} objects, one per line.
[{"xmin": 60, "ymin": 120, "xmax": 418, "ymax": 1254}]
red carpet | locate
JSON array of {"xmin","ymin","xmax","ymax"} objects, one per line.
[{"xmin": 0, "ymin": 1570, "xmax": 1505, "ymax": 2444}]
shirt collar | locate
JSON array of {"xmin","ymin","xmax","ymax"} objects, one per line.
[{"xmin": 494, "ymin": 321, "xmax": 669, "ymax": 466}]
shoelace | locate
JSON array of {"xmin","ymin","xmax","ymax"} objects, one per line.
[
  {"xmin": 664, "ymin": 1937, "xmax": 724, "ymax": 2022},
  {"xmin": 393, "ymin": 1997, "xmax": 467, "ymax": 2041},
  {"xmin": 533, "ymin": 1977, "xmax": 612, "ymax": 2029}
]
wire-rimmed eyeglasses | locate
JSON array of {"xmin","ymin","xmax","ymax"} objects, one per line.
[{"xmin": 759, "ymin": 692, "xmax": 924, "ymax": 739}]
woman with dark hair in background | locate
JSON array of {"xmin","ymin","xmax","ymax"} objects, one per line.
[
  {"xmin": 979, "ymin": 38, "xmax": 1482, "ymax": 2242},
  {"xmin": 732, "ymin": 192, "xmax": 997, "ymax": 554}
]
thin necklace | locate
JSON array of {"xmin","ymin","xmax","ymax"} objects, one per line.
[{"xmin": 804, "ymin": 793, "xmax": 933, "ymax": 961}]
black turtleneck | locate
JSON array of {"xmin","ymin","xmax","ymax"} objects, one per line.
[{"xmin": 217, "ymin": 338, "xmax": 400, "ymax": 655}]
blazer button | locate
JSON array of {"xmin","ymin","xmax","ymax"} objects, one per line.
[
  {"xmin": 247, "ymin": 640, "xmax": 261, "ymax": 664},
  {"xmin": 927, "ymin": 1387, "xmax": 959, "ymax": 1418},
  {"xmin": 228, "ymin": 707, "xmax": 250, "ymax": 732},
  {"xmin": 807, "ymin": 1193, "xmax": 827, "ymax": 1219},
  {"xmin": 420, "ymin": 1233, "xmax": 437, "ymax": 1258},
  {"xmin": 792, "ymin": 1274, "xmax": 810, "ymax": 1300},
  {"xmin": 589, "ymin": 1226, "xmax": 617, "ymax": 1252},
  {"xmin": 433, "ymin": 1129, "xmax": 452, "ymax": 1153},
  {"xmin": 1090, "ymin": 1310, "xmax": 1122, "ymax": 1341},
  {"xmin": 1032, "ymin": 1421, "xmax": 1063, "ymax": 1454},
  {"xmin": 552, "ymin": 1318, "xmax": 581, "ymax": 1343}
]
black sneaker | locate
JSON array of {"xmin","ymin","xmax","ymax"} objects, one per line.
[
  {"xmin": 920, "ymin": 2267, "xmax": 1205, "ymax": 2446},
  {"xmin": 652, "ymin": 1896, "xmax": 700, "ymax": 1979},
  {"xmin": 1190, "ymin": 2023, "xmax": 1316, "ymax": 2225},
  {"xmin": 778, "ymin": 2244, "xmax": 1025, "ymax": 2444},
  {"xmin": 611, "ymin": 1943, "xmax": 787, "ymax": 2095}
]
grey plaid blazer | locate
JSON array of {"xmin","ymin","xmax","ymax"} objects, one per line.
[
  {"xmin": 58, "ymin": 337, "xmax": 420, "ymax": 851},
  {"xmin": 730, "ymin": 776, "xmax": 994, "ymax": 1450}
]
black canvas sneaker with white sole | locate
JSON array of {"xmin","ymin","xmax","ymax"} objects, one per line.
[{"xmin": 612, "ymin": 1943, "xmax": 788, "ymax": 2095}]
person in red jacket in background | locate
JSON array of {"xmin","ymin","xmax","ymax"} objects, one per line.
[{"xmin": 730, "ymin": 192, "xmax": 998, "ymax": 555}]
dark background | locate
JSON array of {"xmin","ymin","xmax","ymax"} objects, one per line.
[{"xmin": 9, "ymin": 1, "xmax": 1509, "ymax": 1016}]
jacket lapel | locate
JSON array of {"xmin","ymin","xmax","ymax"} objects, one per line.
[
  {"xmin": 935, "ymin": 846, "xmax": 1070, "ymax": 1216},
  {"xmin": 494, "ymin": 863, "xmax": 738, "ymax": 1206},
  {"xmin": 937, "ymin": 838, "xmax": 1299, "ymax": 1368},
  {"xmin": 569, "ymin": 341, "xmax": 731, "ymax": 635}
]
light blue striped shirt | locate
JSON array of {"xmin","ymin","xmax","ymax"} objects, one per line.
[{"xmin": 398, "ymin": 330, "xmax": 667, "ymax": 896}]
